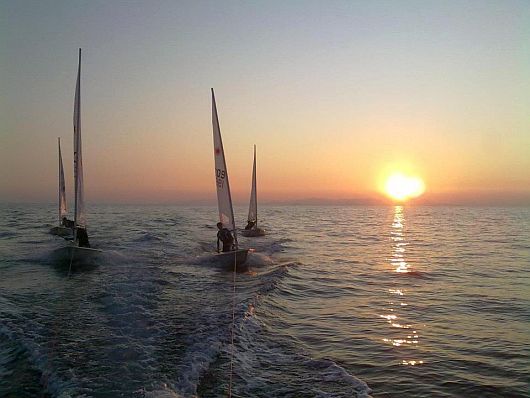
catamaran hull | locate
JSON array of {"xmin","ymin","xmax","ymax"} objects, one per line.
[
  {"xmin": 213, "ymin": 249, "xmax": 249, "ymax": 271},
  {"xmin": 241, "ymin": 228, "xmax": 265, "ymax": 237},
  {"xmin": 49, "ymin": 226, "xmax": 73, "ymax": 237}
]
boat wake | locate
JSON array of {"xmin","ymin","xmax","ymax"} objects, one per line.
[
  {"xmin": 227, "ymin": 298, "xmax": 372, "ymax": 398},
  {"xmin": 245, "ymin": 251, "xmax": 274, "ymax": 268},
  {"xmin": 132, "ymin": 232, "xmax": 164, "ymax": 243},
  {"xmin": 0, "ymin": 320, "xmax": 76, "ymax": 397},
  {"xmin": 1, "ymin": 201, "xmax": 374, "ymax": 397},
  {"xmin": 155, "ymin": 258, "xmax": 372, "ymax": 398}
]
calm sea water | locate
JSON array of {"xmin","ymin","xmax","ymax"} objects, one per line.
[{"xmin": 0, "ymin": 204, "xmax": 529, "ymax": 397}]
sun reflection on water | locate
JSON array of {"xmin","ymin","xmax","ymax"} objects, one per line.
[
  {"xmin": 391, "ymin": 206, "xmax": 410, "ymax": 273},
  {"xmin": 378, "ymin": 206, "xmax": 425, "ymax": 366},
  {"xmin": 402, "ymin": 360, "xmax": 424, "ymax": 366}
]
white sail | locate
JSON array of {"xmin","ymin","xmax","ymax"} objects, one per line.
[
  {"xmin": 211, "ymin": 88, "xmax": 237, "ymax": 240},
  {"xmin": 58, "ymin": 137, "xmax": 67, "ymax": 221},
  {"xmin": 73, "ymin": 48, "xmax": 86, "ymax": 228},
  {"xmin": 247, "ymin": 145, "xmax": 257, "ymax": 225}
]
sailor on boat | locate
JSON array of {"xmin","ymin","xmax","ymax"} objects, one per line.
[
  {"xmin": 62, "ymin": 217, "xmax": 75, "ymax": 229},
  {"xmin": 244, "ymin": 220, "xmax": 255, "ymax": 230},
  {"xmin": 217, "ymin": 222, "xmax": 234, "ymax": 253}
]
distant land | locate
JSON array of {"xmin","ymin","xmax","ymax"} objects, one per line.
[{"xmin": 270, "ymin": 191, "xmax": 530, "ymax": 207}]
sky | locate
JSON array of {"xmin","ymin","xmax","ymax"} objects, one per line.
[{"xmin": 1, "ymin": 0, "xmax": 529, "ymax": 205}]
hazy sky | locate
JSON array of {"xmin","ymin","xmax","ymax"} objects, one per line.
[{"xmin": 1, "ymin": 0, "xmax": 529, "ymax": 205}]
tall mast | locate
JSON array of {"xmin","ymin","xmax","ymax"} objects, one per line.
[
  {"xmin": 253, "ymin": 145, "xmax": 257, "ymax": 227},
  {"xmin": 58, "ymin": 137, "xmax": 62, "ymax": 223},
  {"xmin": 73, "ymin": 48, "xmax": 81, "ymax": 229}
]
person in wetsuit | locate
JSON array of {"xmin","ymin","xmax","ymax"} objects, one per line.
[
  {"xmin": 244, "ymin": 220, "xmax": 255, "ymax": 230},
  {"xmin": 76, "ymin": 227, "xmax": 90, "ymax": 248},
  {"xmin": 216, "ymin": 222, "xmax": 234, "ymax": 253}
]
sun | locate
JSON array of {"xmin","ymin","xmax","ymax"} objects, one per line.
[{"xmin": 385, "ymin": 173, "xmax": 425, "ymax": 202}]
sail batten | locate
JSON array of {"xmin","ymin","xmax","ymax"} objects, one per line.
[
  {"xmin": 73, "ymin": 48, "xmax": 86, "ymax": 228},
  {"xmin": 247, "ymin": 145, "xmax": 257, "ymax": 225},
  {"xmin": 58, "ymin": 138, "xmax": 67, "ymax": 221},
  {"xmin": 211, "ymin": 88, "xmax": 238, "ymax": 247}
]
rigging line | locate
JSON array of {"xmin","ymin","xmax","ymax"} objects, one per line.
[
  {"xmin": 67, "ymin": 244, "xmax": 75, "ymax": 277},
  {"xmin": 67, "ymin": 229, "xmax": 77, "ymax": 277},
  {"xmin": 228, "ymin": 248, "xmax": 237, "ymax": 397}
]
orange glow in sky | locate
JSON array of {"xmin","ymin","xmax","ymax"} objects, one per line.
[{"xmin": 1, "ymin": 2, "xmax": 529, "ymax": 205}]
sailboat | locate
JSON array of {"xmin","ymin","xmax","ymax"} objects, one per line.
[
  {"xmin": 58, "ymin": 49, "xmax": 101, "ymax": 261},
  {"xmin": 49, "ymin": 137, "xmax": 73, "ymax": 237},
  {"xmin": 241, "ymin": 145, "xmax": 265, "ymax": 237},
  {"xmin": 211, "ymin": 88, "xmax": 249, "ymax": 269}
]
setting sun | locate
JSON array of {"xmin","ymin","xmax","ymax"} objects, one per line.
[{"xmin": 385, "ymin": 173, "xmax": 425, "ymax": 202}]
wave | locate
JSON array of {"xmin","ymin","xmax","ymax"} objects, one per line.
[
  {"xmin": 0, "ymin": 231, "xmax": 17, "ymax": 239},
  {"xmin": 245, "ymin": 251, "xmax": 275, "ymax": 268},
  {"xmin": 132, "ymin": 232, "xmax": 163, "ymax": 243},
  {"xmin": 254, "ymin": 262, "xmax": 296, "ymax": 296},
  {"xmin": 142, "ymin": 383, "xmax": 184, "ymax": 397},
  {"xmin": 0, "ymin": 324, "xmax": 76, "ymax": 397},
  {"xmin": 306, "ymin": 358, "xmax": 372, "ymax": 397},
  {"xmin": 173, "ymin": 334, "xmax": 224, "ymax": 396},
  {"xmin": 216, "ymin": 301, "xmax": 372, "ymax": 398},
  {"xmin": 161, "ymin": 260, "xmax": 296, "ymax": 396},
  {"xmin": 396, "ymin": 270, "xmax": 428, "ymax": 279},
  {"xmin": 177, "ymin": 258, "xmax": 372, "ymax": 397}
]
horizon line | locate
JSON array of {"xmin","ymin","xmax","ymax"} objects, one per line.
[{"xmin": 2, "ymin": 198, "xmax": 530, "ymax": 207}]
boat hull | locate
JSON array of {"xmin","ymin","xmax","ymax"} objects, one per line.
[
  {"xmin": 63, "ymin": 245, "xmax": 102, "ymax": 258},
  {"xmin": 241, "ymin": 228, "xmax": 265, "ymax": 237},
  {"xmin": 213, "ymin": 249, "xmax": 249, "ymax": 271},
  {"xmin": 49, "ymin": 226, "xmax": 73, "ymax": 237},
  {"xmin": 52, "ymin": 245, "xmax": 103, "ymax": 269}
]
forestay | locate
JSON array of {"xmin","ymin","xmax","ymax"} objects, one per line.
[
  {"xmin": 247, "ymin": 145, "xmax": 257, "ymax": 225},
  {"xmin": 58, "ymin": 137, "xmax": 67, "ymax": 221},
  {"xmin": 211, "ymin": 88, "xmax": 236, "ymax": 233},
  {"xmin": 73, "ymin": 48, "xmax": 86, "ymax": 228}
]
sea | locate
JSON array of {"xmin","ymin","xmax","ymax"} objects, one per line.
[{"xmin": 0, "ymin": 203, "xmax": 529, "ymax": 398}]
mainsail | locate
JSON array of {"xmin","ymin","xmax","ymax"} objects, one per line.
[
  {"xmin": 73, "ymin": 48, "xmax": 86, "ymax": 228},
  {"xmin": 247, "ymin": 145, "xmax": 257, "ymax": 225},
  {"xmin": 58, "ymin": 137, "xmax": 67, "ymax": 221},
  {"xmin": 211, "ymin": 88, "xmax": 238, "ymax": 246}
]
